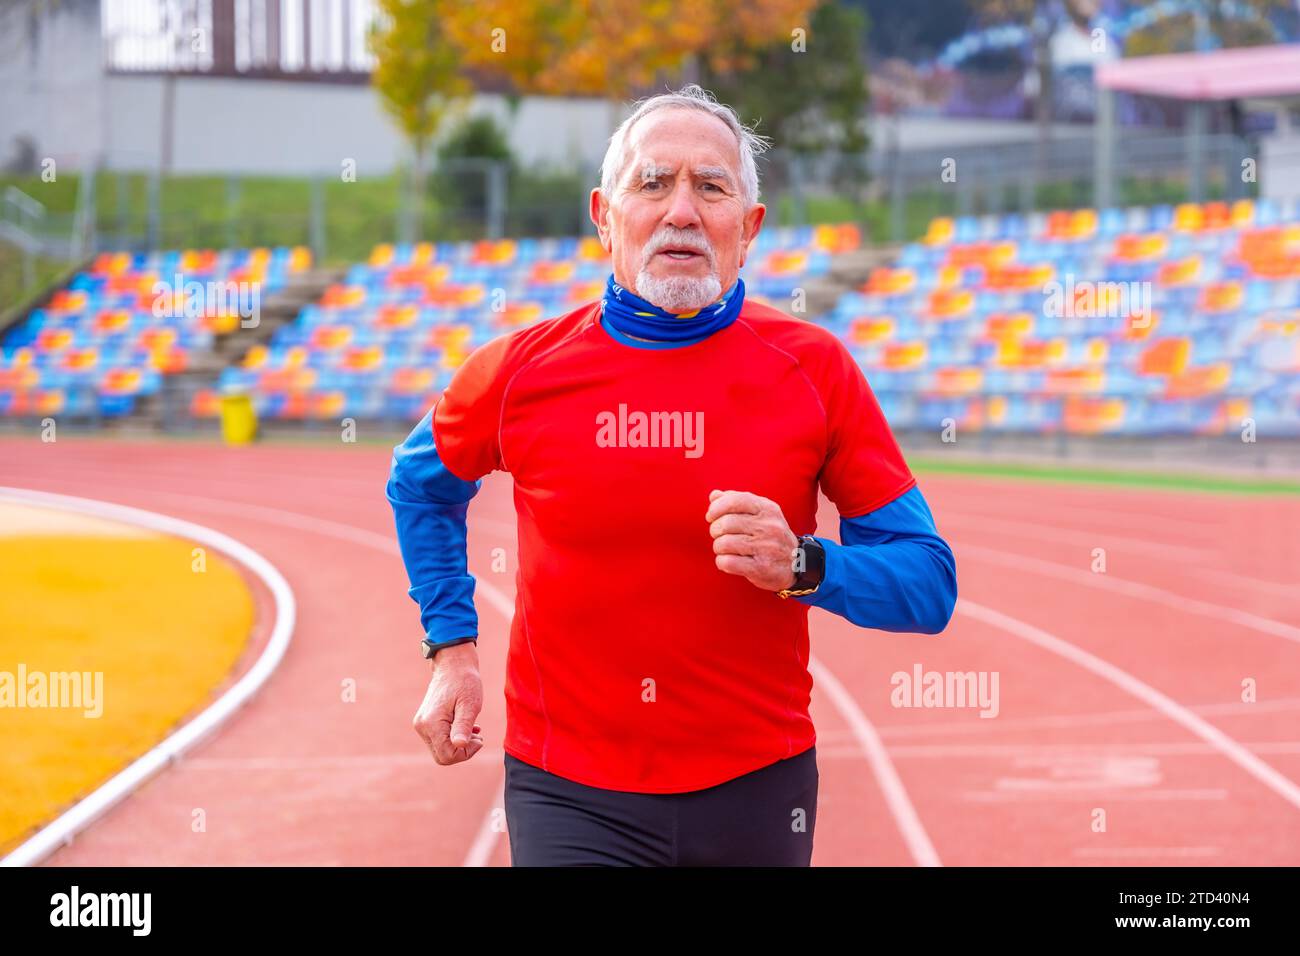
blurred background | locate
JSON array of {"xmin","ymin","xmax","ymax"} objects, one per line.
[
  {"xmin": 4, "ymin": 0, "xmax": 1300, "ymax": 870},
  {"xmin": 3, "ymin": 0, "xmax": 1300, "ymax": 461}
]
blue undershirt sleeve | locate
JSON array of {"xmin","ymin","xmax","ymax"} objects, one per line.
[
  {"xmin": 385, "ymin": 407, "xmax": 482, "ymax": 649},
  {"xmin": 795, "ymin": 484, "xmax": 957, "ymax": 634}
]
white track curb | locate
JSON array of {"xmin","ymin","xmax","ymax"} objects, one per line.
[{"xmin": 0, "ymin": 486, "xmax": 297, "ymax": 867}]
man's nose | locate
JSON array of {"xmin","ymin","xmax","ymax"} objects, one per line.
[{"xmin": 661, "ymin": 178, "xmax": 703, "ymax": 230}]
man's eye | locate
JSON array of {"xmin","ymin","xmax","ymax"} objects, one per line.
[
  {"xmin": 641, "ymin": 180, "xmax": 663, "ymax": 191},
  {"xmin": 701, "ymin": 182, "xmax": 723, "ymax": 192}
]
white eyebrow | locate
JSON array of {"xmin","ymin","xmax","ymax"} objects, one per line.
[
  {"xmin": 693, "ymin": 165, "xmax": 733, "ymax": 186},
  {"xmin": 627, "ymin": 163, "xmax": 735, "ymax": 187},
  {"xmin": 631, "ymin": 163, "xmax": 675, "ymax": 184}
]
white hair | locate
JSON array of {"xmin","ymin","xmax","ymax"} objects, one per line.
[{"xmin": 598, "ymin": 84, "xmax": 769, "ymax": 208}]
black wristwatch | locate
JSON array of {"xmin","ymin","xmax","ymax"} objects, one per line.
[
  {"xmin": 422, "ymin": 636, "xmax": 477, "ymax": 660},
  {"xmin": 778, "ymin": 535, "xmax": 825, "ymax": 599}
]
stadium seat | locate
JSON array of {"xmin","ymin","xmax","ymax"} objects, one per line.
[{"xmin": 820, "ymin": 202, "xmax": 1300, "ymax": 435}]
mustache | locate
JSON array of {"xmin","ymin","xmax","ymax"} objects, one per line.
[{"xmin": 641, "ymin": 230, "xmax": 715, "ymax": 266}]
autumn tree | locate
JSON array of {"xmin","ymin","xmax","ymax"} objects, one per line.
[
  {"xmin": 371, "ymin": 0, "xmax": 820, "ymax": 237},
  {"xmin": 369, "ymin": 0, "xmax": 471, "ymax": 240},
  {"xmin": 440, "ymin": 0, "xmax": 817, "ymax": 101}
]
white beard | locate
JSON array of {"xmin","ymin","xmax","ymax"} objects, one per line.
[{"xmin": 634, "ymin": 269, "xmax": 723, "ymax": 314}]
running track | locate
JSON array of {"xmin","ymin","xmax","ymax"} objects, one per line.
[{"xmin": 3, "ymin": 436, "xmax": 1298, "ymax": 866}]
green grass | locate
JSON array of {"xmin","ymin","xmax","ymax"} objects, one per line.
[
  {"xmin": 96, "ymin": 172, "xmax": 410, "ymax": 266},
  {"xmin": 2, "ymin": 168, "xmax": 595, "ymax": 266},
  {"xmin": 0, "ymin": 245, "xmax": 72, "ymax": 325},
  {"xmin": 910, "ymin": 455, "xmax": 1300, "ymax": 496},
  {"xmin": 3, "ymin": 170, "xmax": 425, "ymax": 267}
]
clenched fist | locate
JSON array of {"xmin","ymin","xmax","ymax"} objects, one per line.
[
  {"xmin": 412, "ymin": 642, "xmax": 485, "ymax": 765},
  {"xmin": 705, "ymin": 488, "xmax": 800, "ymax": 592}
]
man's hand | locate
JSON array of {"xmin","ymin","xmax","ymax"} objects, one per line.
[
  {"xmin": 705, "ymin": 489, "xmax": 801, "ymax": 591},
  {"xmin": 412, "ymin": 642, "xmax": 485, "ymax": 765}
]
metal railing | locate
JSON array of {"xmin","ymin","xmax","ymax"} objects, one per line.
[{"xmin": 868, "ymin": 131, "xmax": 1257, "ymax": 242}]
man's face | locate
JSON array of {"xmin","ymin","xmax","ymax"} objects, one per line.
[{"xmin": 590, "ymin": 108, "xmax": 766, "ymax": 314}]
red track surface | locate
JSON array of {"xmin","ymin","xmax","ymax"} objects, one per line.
[{"xmin": 3, "ymin": 436, "xmax": 1298, "ymax": 866}]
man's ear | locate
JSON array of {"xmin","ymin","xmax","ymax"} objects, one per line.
[
  {"xmin": 737, "ymin": 203, "xmax": 767, "ymax": 269},
  {"xmin": 589, "ymin": 188, "xmax": 612, "ymax": 251}
]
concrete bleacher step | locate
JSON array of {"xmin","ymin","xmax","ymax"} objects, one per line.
[
  {"xmin": 126, "ymin": 266, "xmax": 347, "ymax": 429},
  {"xmin": 217, "ymin": 266, "xmax": 347, "ymax": 366},
  {"xmin": 828, "ymin": 246, "xmax": 901, "ymax": 282},
  {"xmin": 764, "ymin": 244, "xmax": 902, "ymax": 321}
]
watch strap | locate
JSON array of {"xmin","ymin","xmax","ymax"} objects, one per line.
[
  {"xmin": 779, "ymin": 535, "xmax": 825, "ymax": 599},
  {"xmin": 422, "ymin": 636, "xmax": 477, "ymax": 659}
]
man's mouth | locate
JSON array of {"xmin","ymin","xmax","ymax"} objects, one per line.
[{"xmin": 656, "ymin": 248, "xmax": 705, "ymax": 261}]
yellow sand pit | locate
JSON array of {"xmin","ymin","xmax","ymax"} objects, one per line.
[{"xmin": 0, "ymin": 502, "xmax": 255, "ymax": 853}]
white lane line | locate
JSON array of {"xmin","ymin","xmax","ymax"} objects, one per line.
[
  {"xmin": 809, "ymin": 657, "xmax": 942, "ymax": 867},
  {"xmin": 461, "ymin": 780, "xmax": 507, "ymax": 868},
  {"xmin": 0, "ymin": 479, "xmax": 517, "ymax": 868},
  {"xmin": 942, "ymin": 513, "xmax": 1212, "ymax": 562},
  {"xmin": 959, "ymin": 543, "xmax": 1300, "ymax": 647},
  {"xmin": 864, "ymin": 696, "xmax": 1300, "ymax": 740},
  {"xmin": 180, "ymin": 752, "xmax": 504, "ymax": 769},
  {"xmin": 933, "ymin": 499, "xmax": 1210, "ymax": 539},
  {"xmin": 456, "ymin": 567, "xmax": 513, "ymax": 864},
  {"xmin": 1195, "ymin": 566, "xmax": 1300, "ymax": 600},
  {"xmin": 0, "ymin": 487, "xmax": 297, "ymax": 868},
  {"xmin": 964, "ymin": 789, "xmax": 1228, "ymax": 803},
  {"xmin": 933, "ymin": 496, "xmax": 1297, "ymax": 600},
  {"xmin": 958, "ymin": 599, "xmax": 1300, "ymax": 813},
  {"xmin": 823, "ymin": 741, "xmax": 1300, "ymax": 759}
]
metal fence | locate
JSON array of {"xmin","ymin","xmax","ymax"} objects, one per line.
[
  {"xmin": 0, "ymin": 127, "xmax": 1268, "ymax": 311},
  {"xmin": 869, "ymin": 130, "xmax": 1257, "ymax": 242},
  {"xmin": 77, "ymin": 156, "xmax": 590, "ymax": 262}
]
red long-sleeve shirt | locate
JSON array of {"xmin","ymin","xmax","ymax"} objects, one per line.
[{"xmin": 431, "ymin": 298, "xmax": 915, "ymax": 792}]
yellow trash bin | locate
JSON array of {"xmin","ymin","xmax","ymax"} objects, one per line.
[{"xmin": 219, "ymin": 391, "xmax": 257, "ymax": 445}]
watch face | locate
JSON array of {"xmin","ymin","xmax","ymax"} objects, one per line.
[
  {"xmin": 800, "ymin": 536, "xmax": 826, "ymax": 583},
  {"xmin": 421, "ymin": 640, "xmax": 436, "ymax": 659}
]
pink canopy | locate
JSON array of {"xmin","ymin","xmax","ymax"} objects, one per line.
[{"xmin": 1095, "ymin": 43, "xmax": 1300, "ymax": 101}]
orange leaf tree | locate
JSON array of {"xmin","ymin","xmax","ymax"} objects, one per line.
[{"xmin": 442, "ymin": 0, "xmax": 816, "ymax": 99}]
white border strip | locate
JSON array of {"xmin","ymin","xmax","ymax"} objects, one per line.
[
  {"xmin": 809, "ymin": 657, "xmax": 943, "ymax": 867},
  {"xmin": 462, "ymin": 781, "xmax": 506, "ymax": 867},
  {"xmin": 958, "ymin": 598, "xmax": 1300, "ymax": 812},
  {"xmin": 0, "ymin": 486, "xmax": 297, "ymax": 867},
  {"xmin": 959, "ymin": 544, "xmax": 1300, "ymax": 646}
]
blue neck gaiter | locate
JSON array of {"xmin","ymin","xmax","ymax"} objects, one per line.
[{"xmin": 600, "ymin": 273, "xmax": 744, "ymax": 343}]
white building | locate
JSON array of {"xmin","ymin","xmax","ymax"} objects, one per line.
[{"xmin": 0, "ymin": 0, "xmax": 617, "ymax": 176}]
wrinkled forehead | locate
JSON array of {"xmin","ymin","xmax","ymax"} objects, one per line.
[{"xmin": 621, "ymin": 108, "xmax": 743, "ymax": 183}]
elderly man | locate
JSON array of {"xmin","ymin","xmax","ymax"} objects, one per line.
[{"xmin": 387, "ymin": 85, "xmax": 956, "ymax": 867}]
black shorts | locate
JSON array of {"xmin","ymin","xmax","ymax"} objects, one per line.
[{"xmin": 503, "ymin": 746, "xmax": 818, "ymax": 866}]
